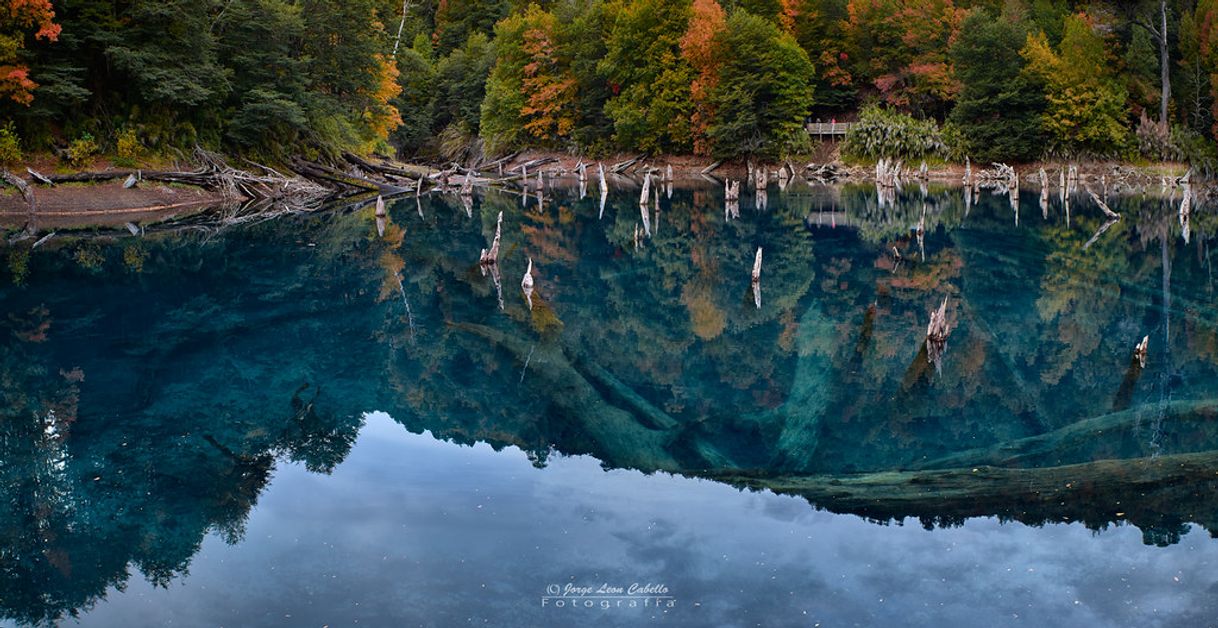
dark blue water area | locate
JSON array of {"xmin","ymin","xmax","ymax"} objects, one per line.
[{"xmin": 2, "ymin": 177, "xmax": 1218, "ymax": 626}]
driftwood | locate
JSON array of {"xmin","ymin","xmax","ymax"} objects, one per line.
[
  {"xmin": 26, "ymin": 168, "xmax": 53, "ymax": 186},
  {"xmin": 610, "ymin": 155, "xmax": 644, "ymax": 174},
  {"xmin": 521, "ymin": 257, "xmax": 534, "ymax": 311},
  {"xmin": 977, "ymin": 162, "xmax": 1017, "ymax": 187},
  {"xmin": 875, "ymin": 158, "xmax": 901, "ymax": 188},
  {"xmin": 1, "ymin": 169, "xmax": 36, "ymax": 213},
  {"xmin": 805, "ymin": 163, "xmax": 841, "ymax": 182},
  {"xmin": 926, "ymin": 296, "xmax": 951, "ymax": 369},
  {"xmin": 751, "ymin": 247, "xmax": 763, "ymax": 309},
  {"xmin": 43, "ymin": 169, "xmax": 146, "ymax": 183},
  {"xmin": 724, "ymin": 179, "xmax": 740, "ymax": 201},
  {"xmin": 1088, "ymin": 190, "xmax": 1121, "ymax": 220},
  {"xmin": 479, "ymin": 211, "xmax": 503, "ymax": 267},
  {"xmin": 31, "ymin": 231, "xmax": 55, "ymax": 248},
  {"xmin": 290, "ymin": 158, "xmax": 408, "ymax": 195}
]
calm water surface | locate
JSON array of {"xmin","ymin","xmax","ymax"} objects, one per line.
[{"xmin": 2, "ymin": 177, "xmax": 1218, "ymax": 626}]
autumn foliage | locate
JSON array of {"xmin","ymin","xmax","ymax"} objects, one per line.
[
  {"xmin": 6, "ymin": 0, "xmax": 1218, "ymax": 163},
  {"xmin": 0, "ymin": 0, "xmax": 59, "ymax": 105},
  {"xmin": 681, "ymin": 0, "xmax": 727, "ymax": 155}
]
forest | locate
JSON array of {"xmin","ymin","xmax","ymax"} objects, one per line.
[{"xmin": 1, "ymin": 0, "xmax": 1218, "ymax": 166}]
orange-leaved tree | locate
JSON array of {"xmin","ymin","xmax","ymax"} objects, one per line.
[
  {"xmin": 520, "ymin": 11, "xmax": 577, "ymax": 142},
  {"xmin": 680, "ymin": 0, "xmax": 726, "ymax": 156},
  {"xmin": 0, "ymin": 0, "xmax": 60, "ymax": 105},
  {"xmin": 844, "ymin": 0, "xmax": 963, "ymax": 116},
  {"xmin": 363, "ymin": 53, "xmax": 403, "ymax": 152}
]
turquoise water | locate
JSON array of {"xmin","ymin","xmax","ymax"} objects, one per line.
[{"xmin": 2, "ymin": 178, "xmax": 1218, "ymax": 626}]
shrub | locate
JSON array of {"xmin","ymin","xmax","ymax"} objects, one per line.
[
  {"xmin": 0, "ymin": 122, "xmax": 22, "ymax": 166},
  {"xmin": 114, "ymin": 128, "xmax": 143, "ymax": 167},
  {"xmin": 66, "ymin": 133, "xmax": 99, "ymax": 166},
  {"xmin": 1134, "ymin": 113, "xmax": 1218, "ymax": 172},
  {"xmin": 1170, "ymin": 127, "xmax": 1218, "ymax": 174},
  {"xmin": 842, "ymin": 105, "xmax": 946, "ymax": 162}
]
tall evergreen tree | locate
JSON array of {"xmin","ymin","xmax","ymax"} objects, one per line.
[{"xmin": 949, "ymin": 9, "xmax": 1046, "ymax": 162}]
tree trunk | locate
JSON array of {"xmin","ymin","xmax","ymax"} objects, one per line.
[{"xmin": 1160, "ymin": 0, "xmax": 1171, "ymax": 125}]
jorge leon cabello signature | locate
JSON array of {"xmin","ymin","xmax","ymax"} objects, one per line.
[{"xmin": 541, "ymin": 583, "xmax": 676, "ymax": 609}]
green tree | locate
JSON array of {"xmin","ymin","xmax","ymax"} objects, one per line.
[
  {"xmin": 555, "ymin": 0, "xmax": 614, "ymax": 149},
  {"xmin": 1022, "ymin": 13, "xmax": 1130, "ymax": 155},
  {"xmin": 600, "ymin": 0, "xmax": 695, "ymax": 153},
  {"xmin": 949, "ymin": 9, "xmax": 1046, "ymax": 162},
  {"xmin": 779, "ymin": 0, "xmax": 854, "ymax": 112},
  {"xmin": 433, "ymin": 0, "xmax": 510, "ymax": 55},
  {"xmin": 1177, "ymin": 4, "xmax": 1212, "ymax": 134},
  {"xmin": 1123, "ymin": 25, "xmax": 1160, "ymax": 118},
  {"xmin": 432, "ymin": 32, "xmax": 495, "ymax": 140},
  {"xmin": 301, "ymin": 0, "xmax": 403, "ymax": 153},
  {"xmin": 481, "ymin": 4, "xmax": 578, "ymax": 153},
  {"xmin": 843, "ymin": 0, "xmax": 965, "ymax": 117},
  {"xmin": 391, "ymin": 34, "xmax": 437, "ymax": 155},
  {"xmin": 215, "ymin": 0, "xmax": 309, "ymax": 154},
  {"xmin": 704, "ymin": 10, "xmax": 814, "ymax": 158}
]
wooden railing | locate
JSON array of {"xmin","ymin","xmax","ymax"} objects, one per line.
[{"xmin": 806, "ymin": 122, "xmax": 855, "ymax": 136}]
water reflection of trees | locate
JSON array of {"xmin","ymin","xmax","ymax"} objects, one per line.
[
  {"xmin": 0, "ymin": 225, "xmax": 366, "ymax": 625},
  {"xmin": 3, "ymin": 180, "xmax": 1218, "ymax": 621}
]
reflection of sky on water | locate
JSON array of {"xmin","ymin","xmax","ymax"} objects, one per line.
[{"xmin": 74, "ymin": 413, "xmax": 1218, "ymax": 628}]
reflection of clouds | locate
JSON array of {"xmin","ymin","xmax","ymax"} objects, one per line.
[{"xmin": 75, "ymin": 416, "xmax": 1218, "ymax": 628}]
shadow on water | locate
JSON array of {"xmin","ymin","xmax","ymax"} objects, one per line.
[{"xmin": 2, "ymin": 177, "xmax": 1218, "ymax": 622}]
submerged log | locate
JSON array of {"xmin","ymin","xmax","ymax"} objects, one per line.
[
  {"xmin": 450, "ymin": 321, "xmax": 679, "ymax": 471},
  {"xmin": 918, "ymin": 399, "xmax": 1218, "ymax": 471},
  {"xmin": 717, "ymin": 448, "xmax": 1218, "ymax": 534}
]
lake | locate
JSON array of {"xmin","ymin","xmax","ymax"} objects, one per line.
[{"xmin": 2, "ymin": 175, "xmax": 1217, "ymax": 627}]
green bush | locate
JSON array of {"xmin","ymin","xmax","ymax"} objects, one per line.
[
  {"xmin": 1171, "ymin": 127, "xmax": 1218, "ymax": 174},
  {"xmin": 1134, "ymin": 114, "xmax": 1218, "ymax": 172},
  {"xmin": 842, "ymin": 105, "xmax": 946, "ymax": 162},
  {"xmin": 66, "ymin": 133, "xmax": 99, "ymax": 166},
  {"xmin": 0, "ymin": 122, "xmax": 22, "ymax": 166},
  {"xmin": 113, "ymin": 127, "xmax": 144, "ymax": 167}
]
